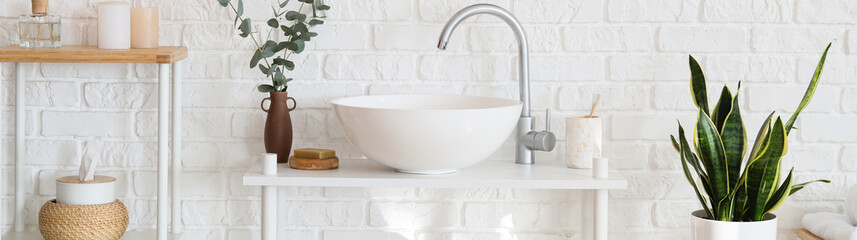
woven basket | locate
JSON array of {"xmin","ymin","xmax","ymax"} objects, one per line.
[{"xmin": 38, "ymin": 199, "xmax": 129, "ymax": 240}]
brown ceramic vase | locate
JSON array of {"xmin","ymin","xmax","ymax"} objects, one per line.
[{"xmin": 261, "ymin": 91, "xmax": 296, "ymax": 163}]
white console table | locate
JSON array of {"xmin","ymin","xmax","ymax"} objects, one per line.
[
  {"xmin": 0, "ymin": 45, "xmax": 187, "ymax": 240},
  {"xmin": 243, "ymin": 157, "xmax": 627, "ymax": 240}
]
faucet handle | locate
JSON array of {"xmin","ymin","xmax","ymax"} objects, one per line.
[
  {"xmin": 545, "ymin": 108, "xmax": 551, "ymax": 132},
  {"xmin": 525, "ymin": 108, "xmax": 556, "ymax": 152}
]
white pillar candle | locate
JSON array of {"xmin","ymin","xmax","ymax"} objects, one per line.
[
  {"xmin": 566, "ymin": 116, "xmax": 602, "ymax": 169},
  {"xmin": 97, "ymin": 1, "xmax": 131, "ymax": 49}
]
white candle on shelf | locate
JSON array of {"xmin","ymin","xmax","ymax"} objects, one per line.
[
  {"xmin": 130, "ymin": 7, "xmax": 158, "ymax": 49},
  {"xmin": 97, "ymin": 1, "xmax": 131, "ymax": 49}
]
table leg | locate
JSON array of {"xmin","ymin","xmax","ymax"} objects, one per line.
[
  {"xmin": 157, "ymin": 63, "xmax": 169, "ymax": 240},
  {"xmin": 594, "ymin": 189, "xmax": 607, "ymax": 240},
  {"xmin": 14, "ymin": 62, "xmax": 24, "ymax": 232},
  {"xmin": 592, "ymin": 157, "xmax": 609, "ymax": 240},
  {"xmin": 581, "ymin": 190, "xmax": 593, "ymax": 240},
  {"xmin": 262, "ymin": 154, "xmax": 278, "ymax": 240},
  {"xmin": 171, "ymin": 61, "xmax": 182, "ymax": 234}
]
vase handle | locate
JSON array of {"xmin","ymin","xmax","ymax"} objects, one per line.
[
  {"xmin": 261, "ymin": 97, "xmax": 271, "ymax": 113},
  {"xmin": 286, "ymin": 97, "xmax": 297, "ymax": 111}
]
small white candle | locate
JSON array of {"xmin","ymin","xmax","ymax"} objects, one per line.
[
  {"xmin": 97, "ymin": 1, "xmax": 131, "ymax": 49},
  {"xmin": 566, "ymin": 116, "xmax": 602, "ymax": 169}
]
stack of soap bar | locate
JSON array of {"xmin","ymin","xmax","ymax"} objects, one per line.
[
  {"xmin": 294, "ymin": 148, "xmax": 336, "ymax": 159},
  {"xmin": 290, "ymin": 148, "xmax": 338, "ymax": 170}
]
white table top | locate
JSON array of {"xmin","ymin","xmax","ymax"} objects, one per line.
[{"xmin": 243, "ymin": 158, "xmax": 627, "ymax": 190}]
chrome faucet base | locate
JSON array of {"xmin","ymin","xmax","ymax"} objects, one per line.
[{"xmin": 516, "ymin": 116, "xmax": 535, "ymax": 164}]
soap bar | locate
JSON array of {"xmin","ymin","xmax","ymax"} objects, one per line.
[
  {"xmin": 289, "ymin": 156, "xmax": 339, "ymax": 170},
  {"xmin": 294, "ymin": 148, "xmax": 336, "ymax": 159}
]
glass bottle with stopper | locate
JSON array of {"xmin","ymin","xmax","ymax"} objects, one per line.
[{"xmin": 19, "ymin": 0, "xmax": 61, "ymax": 48}]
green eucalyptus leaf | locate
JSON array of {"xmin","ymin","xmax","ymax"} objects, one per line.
[
  {"xmin": 284, "ymin": 60, "xmax": 295, "ymax": 70},
  {"xmin": 279, "ymin": 0, "xmax": 289, "ymax": 8},
  {"xmin": 237, "ymin": 0, "xmax": 244, "ymax": 16},
  {"xmin": 267, "ymin": 18, "xmax": 279, "ymax": 28},
  {"xmin": 317, "ymin": 4, "xmax": 330, "ymax": 10},
  {"xmin": 249, "ymin": 49, "xmax": 262, "ymax": 68},
  {"xmin": 258, "ymin": 84, "xmax": 275, "ymax": 92},
  {"xmin": 308, "ymin": 19, "xmax": 324, "ymax": 26},
  {"xmin": 294, "ymin": 22, "xmax": 308, "ymax": 33},
  {"xmin": 238, "ymin": 18, "xmax": 252, "ymax": 38},
  {"xmin": 259, "ymin": 64, "xmax": 270, "ymax": 75},
  {"xmin": 298, "ymin": 33, "xmax": 311, "ymax": 41},
  {"xmin": 285, "ymin": 11, "xmax": 300, "ymax": 20},
  {"xmin": 261, "ymin": 40, "xmax": 278, "ymax": 57},
  {"xmin": 274, "ymin": 58, "xmax": 295, "ymax": 70},
  {"xmin": 281, "ymin": 25, "xmax": 297, "ymax": 36},
  {"xmin": 279, "ymin": 41, "xmax": 298, "ymax": 51},
  {"xmin": 293, "ymin": 39, "xmax": 305, "ymax": 53},
  {"xmin": 273, "ymin": 69, "xmax": 286, "ymax": 86},
  {"xmin": 219, "ymin": 0, "xmax": 230, "ymax": 7},
  {"xmin": 274, "ymin": 42, "xmax": 287, "ymax": 52}
]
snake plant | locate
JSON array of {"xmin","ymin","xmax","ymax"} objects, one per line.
[{"xmin": 670, "ymin": 43, "xmax": 833, "ymax": 221}]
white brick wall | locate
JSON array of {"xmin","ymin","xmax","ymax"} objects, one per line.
[{"xmin": 2, "ymin": 0, "xmax": 856, "ymax": 239}]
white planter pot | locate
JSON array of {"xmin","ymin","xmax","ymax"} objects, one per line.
[
  {"xmin": 56, "ymin": 175, "xmax": 116, "ymax": 205},
  {"xmin": 691, "ymin": 210, "xmax": 777, "ymax": 240}
]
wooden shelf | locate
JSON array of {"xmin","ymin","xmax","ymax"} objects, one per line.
[
  {"xmin": 0, "ymin": 45, "xmax": 187, "ymax": 63},
  {"xmin": 243, "ymin": 158, "xmax": 627, "ymax": 189},
  {"xmin": 3, "ymin": 230, "xmax": 184, "ymax": 240},
  {"xmin": 797, "ymin": 228, "xmax": 823, "ymax": 240}
]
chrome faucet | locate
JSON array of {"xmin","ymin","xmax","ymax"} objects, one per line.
[{"xmin": 437, "ymin": 4, "xmax": 555, "ymax": 165}]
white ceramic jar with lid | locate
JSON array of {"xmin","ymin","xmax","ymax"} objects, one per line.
[{"xmin": 55, "ymin": 175, "xmax": 116, "ymax": 205}]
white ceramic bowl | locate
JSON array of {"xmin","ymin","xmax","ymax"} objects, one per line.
[{"xmin": 331, "ymin": 95, "xmax": 522, "ymax": 174}]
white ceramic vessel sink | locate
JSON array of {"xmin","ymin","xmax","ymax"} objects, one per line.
[{"xmin": 331, "ymin": 95, "xmax": 522, "ymax": 174}]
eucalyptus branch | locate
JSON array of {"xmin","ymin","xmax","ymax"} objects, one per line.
[
  {"xmin": 281, "ymin": 3, "xmax": 306, "ymax": 61},
  {"xmin": 228, "ymin": 1, "xmax": 273, "ymax": 73},
  {"xmin": 218, "ymin": 0, "xmax": 329, "ymax": 92}
]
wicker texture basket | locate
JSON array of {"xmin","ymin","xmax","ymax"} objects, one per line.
[{"xmin": 38, "ymin": 199, "xmax": 129, "ymax": 240}]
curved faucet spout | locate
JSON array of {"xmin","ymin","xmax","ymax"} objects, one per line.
[
  {"xmin": 436, "ymin": 4, "xmax": 530, "ymax": 117},
  {"xmin": 438, "ymin": 4, "xmax": 553, "ymax": 165}
]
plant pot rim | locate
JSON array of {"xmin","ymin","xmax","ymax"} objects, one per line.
[{"xmin": 691, "ymin": 209, "xmax": 776, "ymax": 224}]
